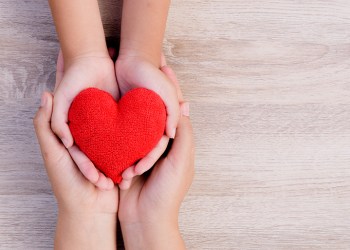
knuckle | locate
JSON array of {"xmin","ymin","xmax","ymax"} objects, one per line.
[
  {"xmin": 79, "ymin": 160, "xmax": 94, "ymax": 172},
  {"xmin": 33, "ymin": 111, "xmax": 43, "ymax": 129},
  {"xmin": 143, "ymin": 155, "xmax": 156, "ymax": 168},
  {"xmin": 50, "ymin": 121, "xmax": 63, "ymax": 136},
  {"xmin": 33, "ymin": 113, "xmax": 40, "ymax": 128}
]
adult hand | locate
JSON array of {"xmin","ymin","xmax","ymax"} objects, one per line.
[
  {"xmin": 118, "ymin": 63, "xmax": 194, "ymax": 249},
  {"xmin": 33, "ymin": 92, "xmax": 118, "ymax": 249}
]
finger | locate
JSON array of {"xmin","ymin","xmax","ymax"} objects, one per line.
[
  {"xmin": 145, "ymin": 111, "xmax": 193, "ymax": 194},
  {"xmin": 119, "ymin": 174, "xmax": 144, "ymax": 191},
  {"xmin": 159, "ymin": 53, "xmax": 182, "ymax": 100},
  {"xmin": 54, "ymin": 49, "xmax": 64, "ymax": 91},
  {"xmin": 122, "ymin": 165, "xmax": 137, "ymax": 180},
  {"xmin": 68, "ymin": 146, "xmax": 114, "ymax": 190},
  {"xmin": 68, "ymin": 146, "xmax": 99, "ymax": 183},
  {"xmin": 95, "ymin": 172, "xmax": 115, "ymax": 190},
  {"xmin": 160, "ymin": 65, "xmax": 184, "ymax": 103},
  {"xmin": 119, "ymin": 178, "xmax": 133, "ymax": 190},
  {"xmin": 158, "ymin": 79, "xmax": 180, "ymax": 139},
  {"xmin": 51, "ymin": 91, "xmax": 74, "ymax": 148},
  {"xmin": 134, "ymin": 135, "xmax": 169, "ymax": 175},
  {"xmin": 166, "ymin": 109, "xmax": 194, "ymax": 169},
  {"xmin": 34, "ymin": 92, "xmax": 65, "ymax": 155},
  {"xmin": 180, "ymin": 102, "xmax": 190, "ymax": 117}
]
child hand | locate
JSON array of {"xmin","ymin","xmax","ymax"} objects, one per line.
[
  {"xmin": 33, "ymin": 92, "xmax": 118, "ymax": 249},
  {"xmin": 52, "ymin": 49, "xmax": 117, "ymax": 190},
  {"xmin": 117, "ymin": 54, "xmax": 181, "ymax": 188},
  {"xmin": 116, "ymin": 56, "xmax": 179, "ymax": 139},
  {"xmin": 118, "ymin": 66, "xmax": 194, "ymax": 249},
  {"xmin": 51, "ymin": 51, "xmax": 119, "ymax": 148}
]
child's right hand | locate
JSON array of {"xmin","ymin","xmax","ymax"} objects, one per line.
[
  {"xmin": 116, "ymin": 54, "xmax": 181, "ymax": 189},
  {"xmin": 51, "ymin": 50, "xmax": 118, "ymax": 189}
]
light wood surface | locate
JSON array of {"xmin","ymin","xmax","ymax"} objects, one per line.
[{"xmin": 1, "ymin": 0, "xmax": 350, "ymax": 249}]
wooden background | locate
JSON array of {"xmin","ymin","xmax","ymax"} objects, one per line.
[{"xmin": 1, "ymin": 0, "xmax": 350, "ymax": 249}]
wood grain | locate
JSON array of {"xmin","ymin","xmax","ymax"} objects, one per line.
[{"xmin": 1, "ymin": 0, "xmax": 350, "ymax": 249}]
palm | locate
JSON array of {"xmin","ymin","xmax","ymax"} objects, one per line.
[
  {"xmin": 55, "ymin": 56, "xmax": 119, "ymax": 101},
  {"xmin": 51, "ymin": 144, "xmax": 119, "ymax": 214},
  {"xmin": 116, "ymin": 58, "xmax": 162, "ymax": 96},
  {"xmin": 119, "ymin": 149, "xmax": 193, "ymax": 223},
  {"xmin": 118, "ymin": 162, "xmax": 167, "ymax": 223}
]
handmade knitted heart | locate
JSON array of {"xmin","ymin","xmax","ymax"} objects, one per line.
[{"xmin": 68, "ymin": 88, "xmax": 166, "ymax": 184}]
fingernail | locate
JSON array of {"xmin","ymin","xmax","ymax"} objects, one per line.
[
  {"xmin": 40, "ymin": 93, "xmax": 47, "ymax": 107},
  {"xmin": 170, "ymin": 128, "xmax": 176, "ymax": 139},
  {"xmin": 181, "ymin": 102, "xmax": 190, "ymax": 117}
]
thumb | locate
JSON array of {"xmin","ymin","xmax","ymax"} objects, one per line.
[
  {"xmin": 166, "ymin": 103, "xmax": 194, "ymax": 173},
  {"xmin": 34, "ymin": 92, "xmax": 66, "ymax": 162},
  {"xmin": 153, "ymin": 72, "xmax": 180, "ymax": 139},
  {"xmin": 147, "ymin": 103, "xmax": 194, "ymax": 197}
]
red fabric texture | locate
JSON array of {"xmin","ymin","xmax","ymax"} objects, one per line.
[{"xmin": 68, "ymin": 87, "xmax": 166, "ymax": 183}]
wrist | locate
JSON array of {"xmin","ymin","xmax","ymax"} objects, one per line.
[
  {"xmin": 55, "ymin": 211, "xmax": 117, "ymax": 250},
  {"xmin": 121, "ymin": 219, "xmax": 185, "ymax": 250},
  {"xmin": 118, "ymin": 42, "xmax": 160, "ymax": 68},
  {"xmin": 64, "ymin": 50, "xmax": 111, "ymax": 70}
]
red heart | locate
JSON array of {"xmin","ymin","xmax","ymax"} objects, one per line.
[{"xmin": 68, "ymin": 88, "xmax": 166, "ymax": 184}]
